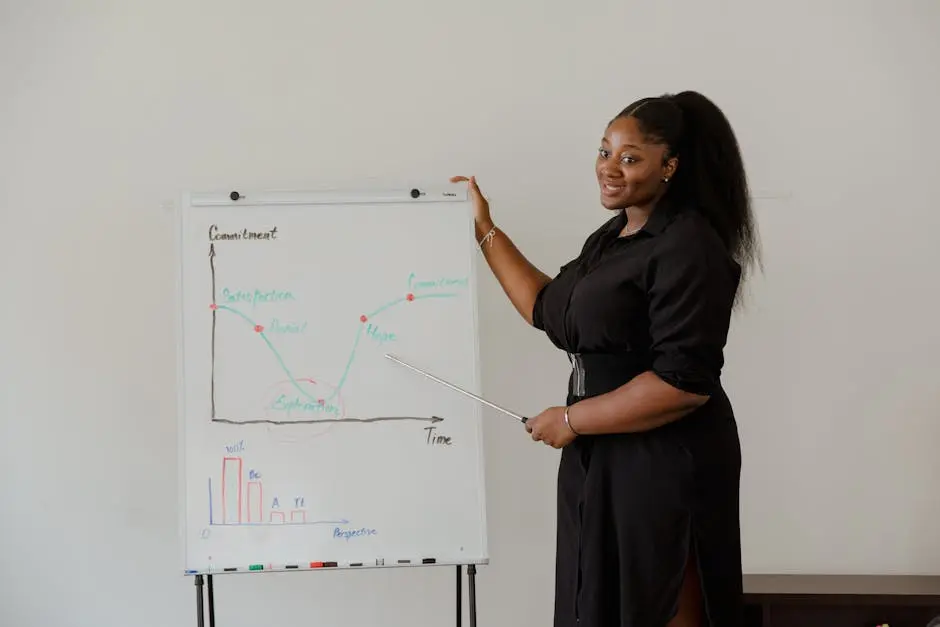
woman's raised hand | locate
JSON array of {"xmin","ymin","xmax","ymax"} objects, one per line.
[{"xmin": 449, "ymin": 175, "xmax": 493, "ymax": 238}]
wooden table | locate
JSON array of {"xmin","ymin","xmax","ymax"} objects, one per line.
[{"xmin": 743, "ymin": 575, "xmax": 940, "ymax": 627}]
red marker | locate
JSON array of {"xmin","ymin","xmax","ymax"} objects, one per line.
[
  {"xmin": 254, "ymin": 324, "xmax": 264, "ymax": 333},
  {"xmin": 209, "ymin": 303, "xmax": 218, "ymax": 310},
  {"xmin": 406, "ymin": 293, "xmax": 414, "ymax": 301},
  {"xmin": 359, "ymin": 315, "xmax": 367, "ymax": 323}
]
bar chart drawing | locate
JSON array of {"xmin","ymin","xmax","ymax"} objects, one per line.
[
  {"xmin": 222, "ymin": 457, "xmax": 243, "ymax": 524},
  {"xmin": 208, "ymin": 455, "xmax": 348, "ymax": 527},
  {"xmin": 247, "ymin": 481, "xmax": 263, "ymax": 523}
]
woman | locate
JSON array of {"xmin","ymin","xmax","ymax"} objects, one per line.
[{"xmin": 451, "ymin": 90, "xmax": 758, "ymax": 627}]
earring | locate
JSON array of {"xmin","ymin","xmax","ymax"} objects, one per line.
[{"xmin": 663, "ymin": 177, "xmax": 670, "ymax": 183}]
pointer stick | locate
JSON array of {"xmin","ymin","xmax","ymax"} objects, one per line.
[{"xmin": 384, "ymin": 354, "xmax": 528, "ymax": 423}]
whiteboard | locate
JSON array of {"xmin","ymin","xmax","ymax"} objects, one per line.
[{"xmin": 175, "ymin": 187, "xmax": 488, "ymax": 575}]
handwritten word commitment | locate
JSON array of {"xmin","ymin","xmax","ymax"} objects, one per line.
[
  {"xmin": 407, "ymin": 273, "xmax": 469, "ymax": 291},
  {"xmin": 208, "ymin": 224, "xmax": 278, "ymax": 241},
  {"xmin": 334, "ymin": 526, "xmax": 377, "ymax": 541},
  {"xmin": 221, "ymin": 287, "xmax": 295, "ymax": 307}
]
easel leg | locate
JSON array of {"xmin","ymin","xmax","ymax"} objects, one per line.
[
  {"xmin": 207, "ymin": 574, "xmax": 216, "ymax": 627},
  {"xmin": 467, "ymin": 564, "xmax": 477, "ymax": 627},
  {"xmin": 195, "ymin": 575, "xmax": 205, "ymax": 627},
  {"xmin": 456, "ymin": 565, "xmax": 462, "ymax": 627}
]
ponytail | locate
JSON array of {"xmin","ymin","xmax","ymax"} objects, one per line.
[{"xmin": 615, "ymin": 91, "xmax": 760, "ymax": 285}]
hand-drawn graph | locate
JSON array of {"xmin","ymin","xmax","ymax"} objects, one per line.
[
  {"xmin": 208, "ymin": 450, "xmax": 349, "ymax": 528},
  {"xmin": 207, "ymin": 243, "xmax": 468, "ymax": 426}
]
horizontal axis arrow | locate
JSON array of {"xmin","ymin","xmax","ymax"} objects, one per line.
[{"xmin": 211, "ymin": 416, "xmax": 444, "ymax": 426}]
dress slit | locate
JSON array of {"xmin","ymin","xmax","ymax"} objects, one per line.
[{"xmin": 665, "ymin": 522, "xmax": 707, "ymax": 627}]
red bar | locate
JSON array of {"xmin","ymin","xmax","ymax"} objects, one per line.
[
  {"xmin": 290, "ymin": 510, "xmax": 307, "ymax": 523},
  {"xmin": 221, "ymin": 457, "xmax": 243, "ymax": 524},
  {"xmin": 247, "ymin": 481, "xmax": 263, "ymax": 522},
  {"xmin": 270, "ymin": 510, "xmax": 285, "ymax": 523}
]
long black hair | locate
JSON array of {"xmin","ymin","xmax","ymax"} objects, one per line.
[{"xmin": 615, "ymin": 91, "xmax": 761, "ymax": 284}]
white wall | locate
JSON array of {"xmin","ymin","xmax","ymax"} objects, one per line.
[{"xmin": 2, "ymin": 1, "xmax": 939, "ymax": 626}]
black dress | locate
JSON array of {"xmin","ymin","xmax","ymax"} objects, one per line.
[{"xmin": 531, "ymin": 202, "xmax": 744, "ymax": 627}]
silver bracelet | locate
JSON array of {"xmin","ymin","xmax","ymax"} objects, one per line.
[
  {"xmin": 564, "ymin": 405, "xmax": 580, "ymax": 436},
  {"xmin": 478, "ymin": 226, "xmax": 496, "ymax": 249}
]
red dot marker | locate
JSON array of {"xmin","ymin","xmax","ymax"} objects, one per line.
[
  {"xmin": 406, "ymin": 293, "xmax": 414, "ymax": 301},
  {"xmin": 360, "ymin": 315, "xmax": 367, "ymax": 323},
  {"xmin": 254, "ymin": 324, "xmax": 264, "ymax": 333},
  {"xmin": 318, "ymin": 399, "xmax": 325, "ymax": 405},
  {"xmin": 209, "ymin": 303, "xmax": 218, "ymax": 310}
]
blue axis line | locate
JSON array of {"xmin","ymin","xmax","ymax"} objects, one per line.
[
  {"xmin": 214, "ymin": 292, "xmax": 457, "ymax": 407},
  {"xmin": 209, "ymin": 520, "xmax": 349, "ymax": 527}
]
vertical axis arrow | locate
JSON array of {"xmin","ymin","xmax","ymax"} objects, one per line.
[{"xmin": 209, "ymin": 243, "xmax": 217, "ymax": 419}]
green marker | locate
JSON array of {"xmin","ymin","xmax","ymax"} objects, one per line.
[{"xmin": 249, "ymin": 564, "xmax": 264, "ymax": 571}]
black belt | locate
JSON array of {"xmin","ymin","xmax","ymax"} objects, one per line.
[{"xmin": 566, "ymin": 351, "xmax": 650, "ymax": 401}]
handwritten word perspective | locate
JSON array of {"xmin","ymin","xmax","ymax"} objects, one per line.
[{"xmin": 334, "ymin": 526, "xmax": 377, "ymax": 541}]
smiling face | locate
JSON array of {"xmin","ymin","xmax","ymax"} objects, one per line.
[{"xmin": 596, "ymin": 115, "xmax": 678, "ymax": 211}]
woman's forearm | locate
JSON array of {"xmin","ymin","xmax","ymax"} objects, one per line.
[
  {"xmin": 567, "ymin": 371, "xmax": 709, "ymax": 435},
  {"xmin": 476, "ymin": 220, "xmax": 552, "ymax": 325}
]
